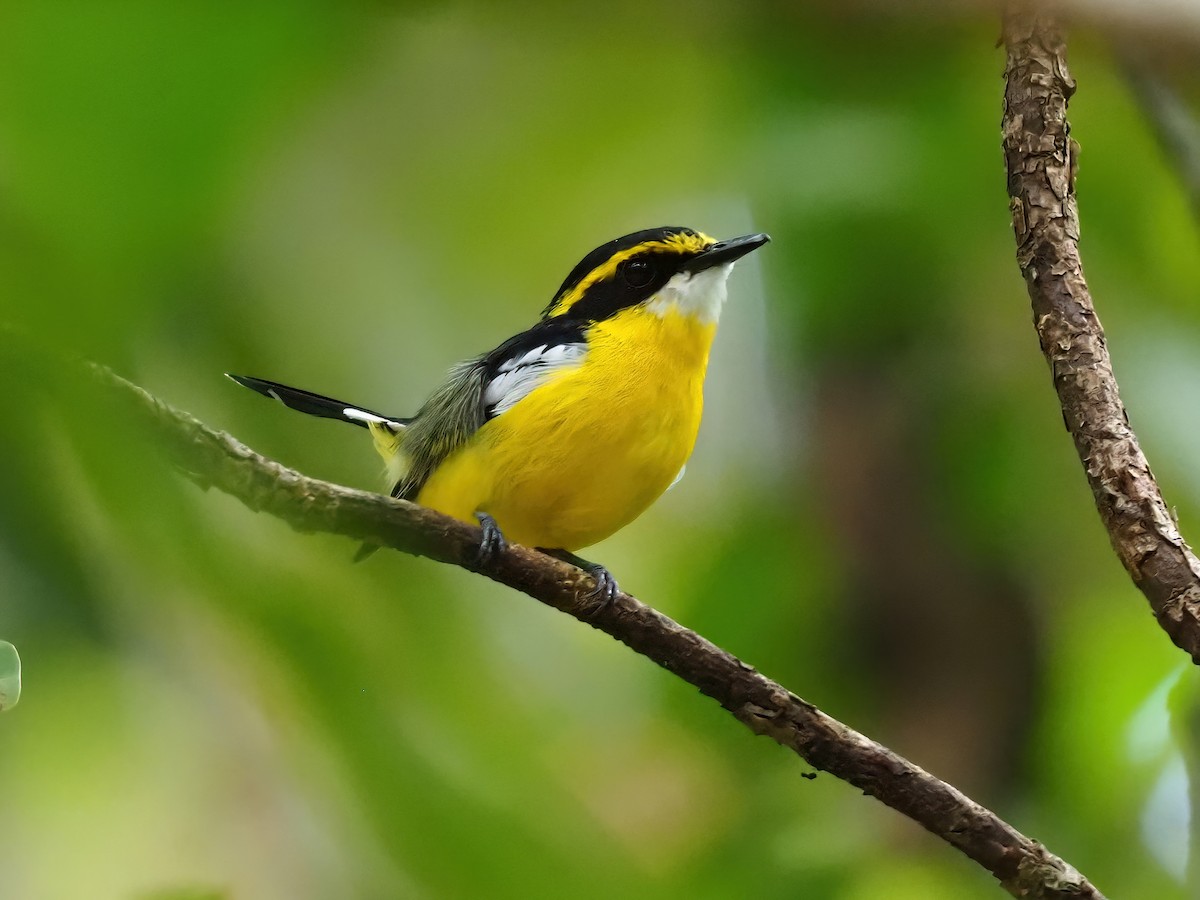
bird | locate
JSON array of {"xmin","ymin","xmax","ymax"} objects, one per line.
[{"xmin": 229, "ymin": 226, "xmax": 769, "ymax": 604}]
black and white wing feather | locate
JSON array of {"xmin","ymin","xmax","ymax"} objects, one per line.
[
  {"xmin": 483, "ymin": 341, "xmax": 587, "ymax": 417},
  {"xmin": 479, "ymin": 318, "xmax": 588, "ymax": 419}
]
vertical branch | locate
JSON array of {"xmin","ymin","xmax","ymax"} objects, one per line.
[{"xmin": 1002, "ymin": 8, "xmax": 1200, "ymax": 662}]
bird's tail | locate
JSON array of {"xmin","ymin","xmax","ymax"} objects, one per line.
[
  {"xmin": 228, "ymin": 373, "xmax": 408, "ymax": 564},
  {"xmin": 226, "ymin": 374, "xmax": 409, "ymax": 432}
]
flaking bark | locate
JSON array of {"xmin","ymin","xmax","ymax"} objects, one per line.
[{"xmin": 1002, "ymin": 8, "xmax": 1200, "ymax": 662}]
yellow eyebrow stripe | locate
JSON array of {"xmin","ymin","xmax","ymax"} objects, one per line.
[{"xmin": 547, "ymin": 230, "xmax": 714, "ymax": 318}]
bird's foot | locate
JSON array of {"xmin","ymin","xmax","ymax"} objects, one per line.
[
  {"xmin": 540, "ymin": 549, "xmax": 619, "ymax": 617},
  {"xmin": 475, "ymin": 512, "xmax": 508, "ymax": 568}
]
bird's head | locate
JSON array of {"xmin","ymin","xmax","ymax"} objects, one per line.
[{"xmin": 543, "ymin": 226, "xmax": 769, "ymax": 325}]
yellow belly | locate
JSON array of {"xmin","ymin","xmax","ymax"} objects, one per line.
[{"xmin": 415, "ymin": 309, "xmax": 716, "ymax": 550}]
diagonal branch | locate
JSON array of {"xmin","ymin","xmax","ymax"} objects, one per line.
[
  {"xmin": 82, "ymin": 367, "xmax": 1102, "ymax": 898},
  {"xmin": 1002, "ymin": 8, "xmax": 1200, "ymax": 662}
]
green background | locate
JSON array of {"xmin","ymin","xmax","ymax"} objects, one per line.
[{"xmin": 2, "ymin": 2, "xmax": 1198, "ymax": 897}]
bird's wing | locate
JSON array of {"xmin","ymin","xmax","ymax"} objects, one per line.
[
  {"xmin": 393, "ymin": 319, "xmax": 588, "ymax": 499},
  {"xmin": 482, "ymin": 342, "xmax": 588, "ymax": 417},
  {"xmin": 479, "ymin": 318, "xmax": 589, "ymax": 419}
]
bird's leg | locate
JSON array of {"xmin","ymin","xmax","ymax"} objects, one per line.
[
  {"xmin": 474, "ymin": 512, "xmax": 508, "ymax": 567},
  {"xmin": 538, "ymin": 548, "xmax": 619, "ymax": 612}
]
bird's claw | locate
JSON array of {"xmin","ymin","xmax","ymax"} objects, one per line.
[
  {"xmin": 579, "ymin": 563, "xmax": 618, "ymax": 618},
  {"xmin": 568, "ymin": 564, "xmax": 619, "ymax": 619},
  {"xmin": 475, "ymin": 512, "xmax": 508, "ymax": 567},
  {"xmin": 536, "ymin": 548, "xmax": 620, "ymax": 617}
]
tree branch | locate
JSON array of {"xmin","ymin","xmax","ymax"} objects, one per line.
[
  {"xmin": 80, "ymin": 366, "xmax": 1102, "ymax": 897},
  {"xmin": 1002, "ymin": 7, "xmax": 1200, "ymax": 662}
]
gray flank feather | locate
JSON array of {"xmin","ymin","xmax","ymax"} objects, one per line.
[{"xmin": 390, "ymin": 358, "xmax": 487, "ymax": 500}]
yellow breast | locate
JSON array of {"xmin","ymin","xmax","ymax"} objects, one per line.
[{"xmin": 415, "ymin": 307, "xmax": 716, "ymax": 550}]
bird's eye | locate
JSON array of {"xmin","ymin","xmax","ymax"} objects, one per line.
[{"xmin": 623, "ymin": 259, "xmax": 654, "ymax": 288}]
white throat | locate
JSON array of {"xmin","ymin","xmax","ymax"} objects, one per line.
[{"xmin": 645, "ymin": 263, "xmax": 733, "ymax": 324}]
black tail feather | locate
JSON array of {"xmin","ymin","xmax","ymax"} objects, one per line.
[{"xmin": 226, "ymin": 374, "xmax": 406, "ymax": 430}]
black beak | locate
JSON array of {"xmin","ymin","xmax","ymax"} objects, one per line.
[{"xmin": 682, "ymin": 232, "xmax": 770, "ymax": 274}]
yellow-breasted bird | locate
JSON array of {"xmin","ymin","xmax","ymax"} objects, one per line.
[{"xmin": 229, "ymin": 226, "xmax": 769, "ymax": 601}]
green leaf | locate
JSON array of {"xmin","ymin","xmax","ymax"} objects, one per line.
[{"xmin": 0, "ymin": 641, "xmax": 21, "ymax": 711}]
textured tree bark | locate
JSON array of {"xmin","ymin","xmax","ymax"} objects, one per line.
[
  {"xmin": 1002, "ymin": 8, "xmax": 1200, "ymax": 662},
  {"xmin": 73, "ymin": 361, "xmax": 1104, "ymax": 898}
]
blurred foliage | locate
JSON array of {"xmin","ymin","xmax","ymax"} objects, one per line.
[
  {"xmin": 2, "ymin": 1, "xmax": 1200, "ymax": 898},
  {"xmin": 0, "ymin": 641, "xmax": 19, "ymax": 711}
]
